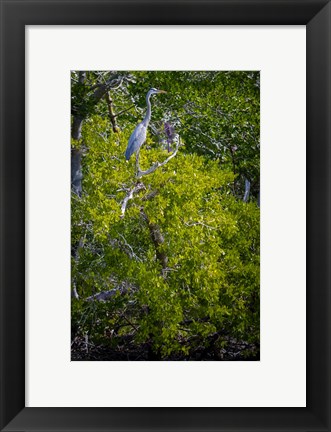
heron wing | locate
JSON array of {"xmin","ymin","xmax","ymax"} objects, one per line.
[{"xmin": 125, "ymin": 122, "xmax": 147, "ymax": 160}]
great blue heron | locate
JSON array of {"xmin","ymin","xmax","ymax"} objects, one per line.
[{"xmin": 125, "ymin": 88, "xmax": 167, "ymax": 161}]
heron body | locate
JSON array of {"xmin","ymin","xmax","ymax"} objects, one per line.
[
  {"xmin": 125, "ymin": 123, "xmax": 147, "ymax": 160},
  {"xmin": 125, "ymin": 88, "xmax": 166, "ymax": 160}
]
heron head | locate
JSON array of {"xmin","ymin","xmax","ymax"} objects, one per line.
[{"xmin": 149, "ymin": 88, "xmax": 167, "ymax": 95}]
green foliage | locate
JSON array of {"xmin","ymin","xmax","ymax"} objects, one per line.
[
  {"xmin": 127, "ymin": 71, "xmax": 260, "ymax": 196},
  {"xmin": 71, "ymin": 71, "xmax": 260, "ymax": 359}
]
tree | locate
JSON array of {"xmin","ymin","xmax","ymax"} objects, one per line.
[{"xmin": 71, "ymin": 71, "xmax": 260, "ymax": 360}]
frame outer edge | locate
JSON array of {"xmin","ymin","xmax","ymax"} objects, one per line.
[
  {"xmin": 0, "ymin": 0, "xmax": 330, "ymax": 431},
  {"xmin": 0, "ymin": 0, "xmax": 26, "ymax": 431},
  {"xmin": 307, "ymin": 1, "xmax": 331, "ymax": 430}
]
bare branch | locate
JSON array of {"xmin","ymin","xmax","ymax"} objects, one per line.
[
  {"xmin": 136, "ymin": 137, "xmax": 181, "ymax": 179},
  {"xmin": 118, "ymin": 234, "xmax": 143, "ymax": 262},
  {"xmin": 85, "ymin": 287, "xmax": 127, "ymax": 302},
  {"xmin": 92, "ymin": 73, "xmax": 122, "ymax": 103},
  {"xmin": 184, "ymin": 221, "xmax": 219, "ymax": 230},
  {"xmin": 71, "ymin": 233, "xmax": 86, "ymax": 299},
  {"xmin": 104, "ymin": 92, "xmax": 119, "ymax": 133},
  {"xmin": 120, "ymin": 182, "xmax": 145, "ymax": 218},
  {"xmin": 113, "ymin": 104, "xmax": 135, "ymax": 118},
  {"xmin": 85, "ymin": 280, "xmax": 138, "ymax": 302},
  {"xmin": 71, "ymin": 285, "xmax": 79, "ymax": 299},
  {"xmin": 108, "ymin": 235, "xmax": 142, "ymax": 262}
]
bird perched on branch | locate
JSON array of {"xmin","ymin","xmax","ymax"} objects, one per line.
[{"xmin": 125, "ymin": 88, "xmax": 167, "ymax": 160}]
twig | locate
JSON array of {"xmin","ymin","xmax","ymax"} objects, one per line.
[
  {"xmin": 121, "ymin": 314, "xmax": 139, "ymax": 332},
  {"xmin": 113, "ymin": 104, "xmax": 135, "ymax": 118},
  {"xmin": 118, "ymin": 234, "xmax": 142, "ymax": 262}
]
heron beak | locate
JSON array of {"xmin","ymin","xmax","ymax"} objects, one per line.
[{"xmin": 158, "ymin": 90, "xmax": 167, "ymax": 94}]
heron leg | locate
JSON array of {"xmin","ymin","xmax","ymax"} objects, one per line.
[{"xmin": 135, "ymin": 149, "xmax": 141, "ymax": 176}]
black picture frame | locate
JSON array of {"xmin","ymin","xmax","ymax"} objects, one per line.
[{"xmin": 1, "ymin": 0, "xmax": 330, "ymax": 431}]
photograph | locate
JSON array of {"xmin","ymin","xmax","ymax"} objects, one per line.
[{"xmin": 71, "ymin": 71, "xmax": 260, "ymax": 361}]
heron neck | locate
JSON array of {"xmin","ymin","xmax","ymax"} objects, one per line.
[{"xmin": 143, "ymin": 92, "xmax": 152, "ymax": 125}]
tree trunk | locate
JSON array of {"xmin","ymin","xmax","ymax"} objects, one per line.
[
  {"xmin": 141, "ymin": 210, "xmax": 168, "ymax": 272},
  {"xmin": 71, "ymin": 148, "xmax": 83, "ymax": 197},
  {"xmin": 243, "ymin": 178, "xmax": 250, "ymax": 202}
]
